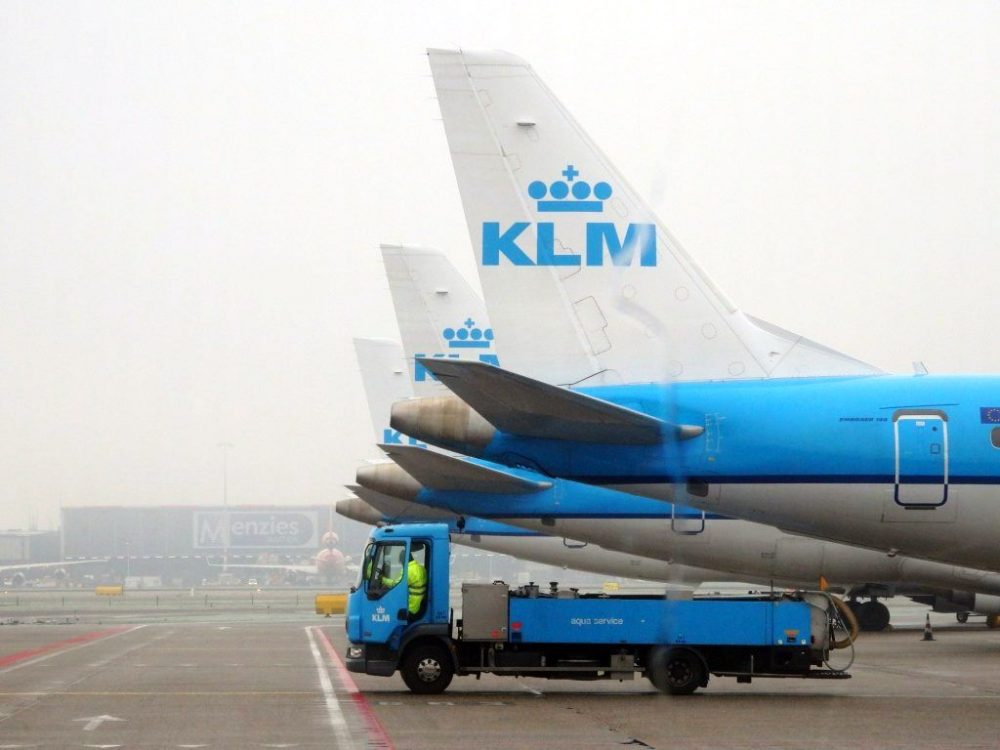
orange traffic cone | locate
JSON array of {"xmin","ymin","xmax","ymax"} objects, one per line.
[{"xmin": 922, "ymin": 613, "xmax": 935, "ymax": 641}]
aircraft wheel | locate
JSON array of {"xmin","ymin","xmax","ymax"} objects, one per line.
[
  {"xmin": 956, "ymin": 612, "xmax": 969, "ymax": 624},
  {"xmin": 400, "ymin": 642, "xmax": 454, "ymax": 694},
  {"xmin": 857, "ymin": 600, "xmax": 891, "ymax": 632},
  {"xmin": 649, "ymin": 647, "xmax": 706, "ymax": 695}
]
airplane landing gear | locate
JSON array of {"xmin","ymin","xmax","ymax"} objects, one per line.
[{"xmin": 956, "ymin": 611, "xmax": 969, "ymax": 624}]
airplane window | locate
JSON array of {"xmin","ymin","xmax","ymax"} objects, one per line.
[{"xmin": 992, "ymin": 428, "xmax": 1000, "ymax": 449}]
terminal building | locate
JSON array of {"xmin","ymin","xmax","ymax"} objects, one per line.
[
  {"xmin": 3, "ymin": 507, "xmax": 610, "ymax": 590},
  {"xmin": 0, "ymin": 530, "xmax": 60, "ymax": 565},
  {"xmin": 57, "ymin": 505, "xmax": 369, "ymax": 587}
]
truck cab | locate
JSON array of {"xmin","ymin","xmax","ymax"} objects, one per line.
[{"xmin": 345, "ymin": 524, "xmax": 455, "ymax": 691}]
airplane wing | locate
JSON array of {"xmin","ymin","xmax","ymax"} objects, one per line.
[
  {"xmin": 412, "ymin": 358, "xmax": 702, "ymax": 444},
  {"xmin": 0, "ymin": 559, "xmax": 106, "ymax": 575},
  {"xmin": 205, "ymin": 561, "xmax": 320, "ymax": 574},
  {"xmin": 379, "ymin": 443, "xmax": 550, "ymax": 495}
]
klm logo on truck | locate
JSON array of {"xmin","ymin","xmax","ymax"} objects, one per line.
[
  {"xmin": 483, "ymin": 166, "xmax": 656, "ymax": 267},
  {"xmin": 414, "ymin": 319, "xmax": 499, "ymax": 383},
  {"xmin": 371, "ymin": 605, "xmax": 391, "ymax": 624}
]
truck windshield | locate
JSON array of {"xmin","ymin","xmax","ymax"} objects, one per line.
[
  {"xmin": 357, "ymin": 543, "xmax": 374, "ymax": 588},
  {"xmin": 366, "ymin": 541, "xmax": 406, "ymax": 598}
]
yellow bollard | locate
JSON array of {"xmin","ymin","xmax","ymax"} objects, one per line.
[{"xmin": 314, "ymin": 593, "xmax": 347, "ymax": 617}]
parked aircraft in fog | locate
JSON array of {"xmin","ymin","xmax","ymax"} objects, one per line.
[
  {"xmin": 357, "ymin": 49, "xmax": 1000, "ymax": 628},
  {"xmin": 357, "ymin": 244, "xmax": 1000, "ymax": 629}
]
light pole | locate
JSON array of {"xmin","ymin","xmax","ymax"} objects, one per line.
[
  {"xmin": 218, "ymin": 442, "xmax": 233, "ymax": 507},
  {"xmin": 218, "ymin": 442, "xmax": 234, "ymax": 571}
]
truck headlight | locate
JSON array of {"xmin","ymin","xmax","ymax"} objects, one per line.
[{"xmin": 347, "ymin": 646, "xmax": 363, "ymax": 659}]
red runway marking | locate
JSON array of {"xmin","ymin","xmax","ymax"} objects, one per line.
[
  {"xmin": 315, "ymin": 627, "xmax": 395, "ymax": 750},
  {"xmin": 0, "ymin": 626, "xmax": 134, "ymax": 669}
]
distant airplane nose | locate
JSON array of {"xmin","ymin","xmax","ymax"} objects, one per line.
[
  {"xmin": 390, "ymin": 395, "xmax": 496, "ymax": 454},
  {"xmin": 356, "ymin": 461, "xmax": 423, "ymax": 502}
]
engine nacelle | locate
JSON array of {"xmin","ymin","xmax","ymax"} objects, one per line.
[{"xmin": 915, "ymin": 591, "xmax": 1000, "ymax": 615}]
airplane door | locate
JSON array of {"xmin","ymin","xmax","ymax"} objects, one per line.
[
  {"xmin": 669, "ymin": 480, "xmax": 719, "ymax": 535},
  {"xmin": 894, "ymin": 411, "xmax": 948, "ymax": 508},
  {"xmin": 670, "ymin": 503, "xmax": 706, "ymax": 535},
  {"xmin": 362, "ymin": 539, "xmax": 410, "ymax": 644}
]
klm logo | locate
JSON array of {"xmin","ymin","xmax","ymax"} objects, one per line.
[
  {"xmin": 414, "ymin": 319, "xmax": 499, "ymax": 382},
  {"xmin": 381, "ymin": 428, "xmax": 426, "ymax": 448},
  {"xmin": 482, "ymin": 165, "xmax": 656, "ymax": 267},
  {"xmin": 444, "ymin": 318, "xmax": 493, "ymax": 349},
  {"xmin": 371, "ymin": 605, "xmax": 391, "ymax": 624}
]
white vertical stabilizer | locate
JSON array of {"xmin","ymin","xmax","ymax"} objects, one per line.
[
  {"xmin": 352, "ymin": 337, "xmax": 414, "ymax": 450},
  {"xmin": 381, "ymin": 244, "xmax": 499, "ymax": 396},
  {"xmin": 427, "ymin": 48, "xmax": 880, "ymax": 384}
]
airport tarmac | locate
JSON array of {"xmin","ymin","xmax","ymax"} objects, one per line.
[{"xmin": 0, "ymin": 602, "xmax": 999, "ymax": 749}]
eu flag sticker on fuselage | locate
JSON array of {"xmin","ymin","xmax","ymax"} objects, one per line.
[
  {"xmin": 482, "ymin": 165, "xmax": 657, "ymax": 267},
  {"xmin": 980, "ymin": 407, "xmax": 1000, "ymax": 423}
]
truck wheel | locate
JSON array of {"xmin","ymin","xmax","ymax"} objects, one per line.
[
  {"xmin": 400, "ymin": 643, "xmax": 454, "ymax": 694},
  {"xmin": 649, "ymin": 647, "xmax": 705, "ymax": 696}
]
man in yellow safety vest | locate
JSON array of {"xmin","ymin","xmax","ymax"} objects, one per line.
[
  {"xmin": 380, "ymin": 552, "xmax": 427, "ymax": 617},
  {"xmin": 405, "ymin": 553, "xmax": 427, "ymax": 616}
]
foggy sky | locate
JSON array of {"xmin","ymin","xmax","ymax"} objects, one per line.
[{"xmin": 2, "ymin": 2, "xmax": 998, "ymax": 529}]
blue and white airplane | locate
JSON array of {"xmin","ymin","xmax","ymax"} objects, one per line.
[
  {"xmin": 364, "ymin": 49, "xmax": 1000, "ymax": 617},
  {"xmin": 344, "ymin": 283, "xmax": 723, "ymax": 584},
  {"xmin": 356, "ymin": 245, "xmax": 1000, "ymax": 629}
]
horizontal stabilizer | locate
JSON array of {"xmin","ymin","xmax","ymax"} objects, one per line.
[
  {"xmin": 379, "ymin": 444, "xmax": 551, "ymax": 495},
  {"xmin": 417, "ymin": 358, "xmax": 702, "ymax": 444},
  {"xmin": 346, "ymin": 484, "xmax": 455, "ymax": 522}
]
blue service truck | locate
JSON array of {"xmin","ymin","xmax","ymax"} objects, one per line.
[{"xmin": 345, "ymin": 524, "xmax": 852, "ymax": 694}]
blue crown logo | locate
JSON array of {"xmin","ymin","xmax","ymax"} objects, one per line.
[
  {"xmin": 443, "ymin": 318, "xmax": 494, "ymax": 349},
  {"xmin": 528, "ymin": 165, "xmax": 612, "ymax": 213}
]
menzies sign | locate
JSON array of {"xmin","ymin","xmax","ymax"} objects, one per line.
[{"xmin": 193, "ymin": 511, "xmax": 319, "ymax": 550}]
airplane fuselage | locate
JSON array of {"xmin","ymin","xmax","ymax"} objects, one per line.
[{"xmin": 474, "ymin": 374, "xmax": 1000, "ymax": 571}]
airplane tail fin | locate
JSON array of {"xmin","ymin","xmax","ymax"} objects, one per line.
[
  {"xmin": 381, "ymin": 244, "xmax": 499, "ymax": 396},
  {"xmin": 352, "ymin": 337, "xmax": 419, "ymax": 451},
  {"xmin": 428, "ymin": 48, "xmax": 880, "ymax": 384}
]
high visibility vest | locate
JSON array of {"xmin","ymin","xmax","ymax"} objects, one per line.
[{"xmin": 407, "ymin": 560, "xmax": 427, "ymax": 615}]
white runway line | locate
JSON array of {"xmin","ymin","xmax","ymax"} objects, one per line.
[{"xmin": 305, "ymin": 627, "xmax": 356, "ymax": 750}]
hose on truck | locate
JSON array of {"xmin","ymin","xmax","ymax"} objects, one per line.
[
  {"xmin": 829, "ymin": 594, "xmax": 860, "ymax": 650},
  {"xmin": 822, "ymin": 593, "xmax": 858, "ymax": 673}
]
